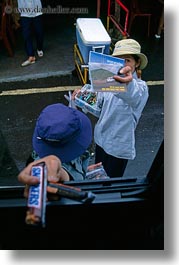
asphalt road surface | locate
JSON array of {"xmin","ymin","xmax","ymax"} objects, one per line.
[{"xmin": 0, "ymin": 83, "xmax": 164, "ymax": 186}]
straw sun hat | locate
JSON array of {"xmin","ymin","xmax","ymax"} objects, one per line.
[{"xmin": 112, "ymin": 39, "xmax": 148, "ymax": 70}]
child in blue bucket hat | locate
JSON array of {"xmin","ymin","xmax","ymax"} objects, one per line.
[
  {"xmin": 18, "ymin": 103, "xmax": 103, "ymax": 186},
  {"xmin": 32, "ymin": 103, "xmax": 92, "ymax": 163}
]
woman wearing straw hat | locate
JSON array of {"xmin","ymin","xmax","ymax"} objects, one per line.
[{"xmin": 94, "ymin": 38, "xmax": 149, "ymax": 178}]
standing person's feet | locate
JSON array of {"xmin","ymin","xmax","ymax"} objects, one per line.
[
  {"xmin": 21, "ymin": 56, "xmax": 36, "ymax": 67},
  {"xmin": 37, "ymin": 50, "xmax": 43, "ymax": 57}
]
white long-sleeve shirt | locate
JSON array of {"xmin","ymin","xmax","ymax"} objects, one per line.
[
  {"xmin": 94, "ymin": 72, "xmax": 149, "ymax": 160},
  {"xmin": 17, "ymin": 0, "xmax": 42, "ymax": 17}
]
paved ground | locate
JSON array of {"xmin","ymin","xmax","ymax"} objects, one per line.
[
  {"xmin": 0, "ymin": 0, "xmax": 163, "ymax": 87},
  {"xmin": 0, "ymin": 1, "xmax": 164, "ymax": 186},
  {"xmin": 0, "ymin": 84, "xmax": 164, "ymax": 186}
]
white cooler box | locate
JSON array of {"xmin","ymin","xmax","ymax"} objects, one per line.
[{"xmin": 76, "ymin": 18, "xmax": 111, "ymax": 64}]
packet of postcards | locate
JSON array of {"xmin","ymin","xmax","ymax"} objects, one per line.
[
  {"xmin": 74, "ymin": 84, "xmax": 101, "ymax": 118},
  {"xmin": 89, "ymin": 51, "xmax": 127, "ymax": 92}
]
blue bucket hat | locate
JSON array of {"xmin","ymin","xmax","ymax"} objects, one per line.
[{"xmin": 32, "ymin": 103, "xmax": 92, "ymax": 163}]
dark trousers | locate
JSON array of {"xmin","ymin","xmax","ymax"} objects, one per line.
[
  {"xmin": 20, "ymin": 16, "xmax": 43, "ymax": 57},
  {"xmin": 95, "ymin": 144, "xmax": 128, "ymax": 178}
]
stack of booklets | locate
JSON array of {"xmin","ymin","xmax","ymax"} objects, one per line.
[
  {"xmin": 89, "ymin": 51, "xmax": 126, "ymax": 92},
  {"xmin": 67, "ymin": 52, "xmax": 127, "ymax": 117}
]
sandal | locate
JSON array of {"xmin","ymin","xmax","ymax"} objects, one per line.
[
  {"xmin": 21, "ymin": 58, "xmax": 36, "ymax": 67},
  {"xmin": 37, "ymin": 50, "xmax": 43, "ymax": 57}
]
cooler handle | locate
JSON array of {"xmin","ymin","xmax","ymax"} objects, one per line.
[{"xmin": 92, "ymin": 45, "xmax": 105, "ymax": 54}]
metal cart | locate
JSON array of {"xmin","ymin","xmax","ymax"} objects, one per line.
[{"xmin": 73, "ymin": 1, "xmax": 129, "ymax": 85}]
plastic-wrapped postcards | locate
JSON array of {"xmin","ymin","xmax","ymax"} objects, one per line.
[
  {"xmin": 85, "ymin": 164, "xmax": 109, "ymax": 180},
  {"xmin": 74, "ymin": 84, "xmax": 101, "ymax": 118}
]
